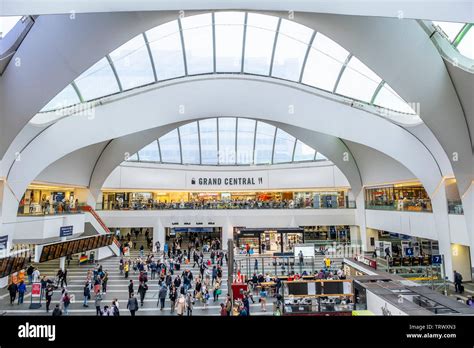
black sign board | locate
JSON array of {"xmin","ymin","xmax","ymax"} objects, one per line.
[
  {"xmin": 0, "ymin": 249, "xmax": 31, "ymax": 278},
  {"xmin": 38, "ymin": 234, "xmax": 113, "ymax": 263}
]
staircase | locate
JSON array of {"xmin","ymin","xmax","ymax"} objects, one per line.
[{"xmin": 80, "ymin": 205, "xmax": 120, "ymax": 256}]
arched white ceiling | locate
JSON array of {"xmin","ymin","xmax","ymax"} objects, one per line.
[
  {"xmin": 1, "ymin": 0, "xmax": 472, "ymax": 22},
  {"xmin": 0, "ymin": 10, "xmax": 470, "ymax": 206},
  {"xmin": 3, "ymin": 76, "xmax": 443, "ymax": 222}
]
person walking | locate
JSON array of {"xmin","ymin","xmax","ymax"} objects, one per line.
[
  {"xmin": 454, "ymin": 270, "xmax": 464, "ymax": 293},
  {"xmin": 112, "ymin": 299, "xmax": 120, "ymax": 316},
  {"xmin": 175, "ymin": 294, "xmax": 186, "ymax": 316},
  {"xmin": 17, "ymin": 281, "xmax": 27, "ymax": 305},
  {"xmin": 83, "ymin": 282, "xmax": 91, "ymax": 307},
  {"xmin": 62, "ymin": 291, "xmax": 71, "ymax": 315},
  {"xmin": 137, "ymin": 281, "xmax": 148, "ymax": 306},
  {"xmin": 259, "ymin": 287, "xmax": 268, "ymax": 312},
  {"xmin": 158, "ymin": 284, "xmax": 167, "ymax": 310},
  {"xmin": 127, "ymin": 293, "xmax": 139, "ymax": 316},
  {"xmin": 220, "ymin": 302, "xmax": 227, "ymax": 316},
  {"xmin": 94, "ymin": 292, "xmax": 103, "ymax": 315},
  {"xmin": 213, "ymin": 279, "xmax": 221, "ymax": 302},
  {"xmin": 128, "ymin": 280, "xmax": 134, "ymax": 298},
  {"xmin": 7, "ymin": 282, "xmax": 17, "ymax": 305},
  {"xmin": 60, "ymin": 269, "xmax": 68, "ymax": 288},
  {"xmin": 52, "ymin": 304, "xmax": 62, "ymax": 316},
  {"xmin": 186, "ymin": 292, "xmax": 194, "ymax": 316},
  {"xmin": 124, "ymin": 261, "xmax": 129, "ymax": 279},
  {"xmin": 225, "ymin": 294, "xmax": 232, "ymax": 316},
  {"xmin": 45, "ymin": 284, "xmax": 54, "ymax": 313},
  {"xmin": 169, "ymin": 286, "xmax": 177, "ymax": 314},
  {"xmin": 102, "ymin": 271, "xmax": 108, "ymax": 294}
]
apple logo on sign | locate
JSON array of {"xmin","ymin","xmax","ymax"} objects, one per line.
[{"xmin": 191, "ymin": 178, "xmax": 196, "ymax": 185}]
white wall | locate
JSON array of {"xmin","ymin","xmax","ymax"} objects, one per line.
[
  {"xmin": 365, "ymin": 210, "xmax": 437, "ymax": 241},
  {"xmin": 366, "ymin": 290, "xmax": 408, "ymax": 316},
  {"xmin": 448, "ymin": 215, "xmax": 470, "ymax": 246},
  {"xmin": 102, "ymin": 162, "xmax": 350, "ymax": 191},
  {"xmin": 10, "ymin": 213, "xmax": 85, "ymax": 242}
]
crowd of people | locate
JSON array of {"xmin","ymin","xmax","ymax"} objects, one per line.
[
  {"xmin": 109, "ymin": 197, "xmax": 343, "ymax": 211},
  {"xmin": 117, "ymin": 245, "xmax": 228, "ymax": 316}
]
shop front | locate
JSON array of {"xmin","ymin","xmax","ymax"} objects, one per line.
[
  {"xmin": 165, "ymin": 227, "xmax": 222, "ymax": 249},
  {"xmin": 302, "ymin": 225, "xmax": 351, "ymax": 244},
  {"xmin": 234, "ymin": 227, "xmax": 304, "ymax": 254},
  {"xmin": 19, "ymin": 185, "xmax": 77, "ymax": 215},
  {"xmin": 365, "ymin": 183, "xmax": 432, "ymax": 212}
]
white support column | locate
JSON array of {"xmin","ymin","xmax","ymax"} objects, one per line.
[
  {"xmin": 354, "ymin": 190, "xmax": 367, "ymax": 253},
  {"xmin": 461, "ymin": 183, "xmax": 473, "ymax": 269},
  {"xmin": 221, "ymin": 219, "xmax": 233, "ymax": 251},
  {"xmin": 431, "ymin": 184, "xmax": 454, "ymax": 281},
  {"xmin": 152, "ymin": 219, "xmax": 165, "ymax": 253}
]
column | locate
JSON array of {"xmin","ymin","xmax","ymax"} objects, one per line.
[
  {"xmin": 461, "ymin": 183, "xmax": 473, "ymax": 268},
  {"xmin": 221, "ymin": 221, "xmax": 233, "ymax": 251},
  {"xmin": 354, "ymin": 191, "xmax": 368, "ymax": 253},
  {"xmin": 75, "ymin": 188, "xmax": 98, "ymax": 208},
  {"xmin": 430, "ymin": 184, "xmax": 454, "ymax": 281},
  {"xmin": 152, "ymin": 219, "xmax": 165, "ymax": 253}
]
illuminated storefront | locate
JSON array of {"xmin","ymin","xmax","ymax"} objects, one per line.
[{"xmin": 365, "ymin": 183, "xmax": 432, "ymax": 212}]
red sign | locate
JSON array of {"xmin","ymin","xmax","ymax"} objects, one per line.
[{"xmin": 31, "ymin": 283, "xmax": 41, "ymax": 297}]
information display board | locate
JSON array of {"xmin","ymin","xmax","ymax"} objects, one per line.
[
  {"xmin": 37, "ymin": 234, "xmax": 113, "ymax": 263},
  {"xmin": 0, "ymin": 249, "xmax": 31, "ymax": 278}
]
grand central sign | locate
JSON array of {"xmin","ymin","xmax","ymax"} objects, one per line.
[
  {"xmin": 191, "ymin": 177, "xmax": 263, "ymax": 186},
  {"xmin": 185, "ymin": 172, "xmax": 267, "ymax": 189}
]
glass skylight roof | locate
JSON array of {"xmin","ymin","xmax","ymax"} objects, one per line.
[
  {"xmin": 0, "ymin": 16, "xmax": 22, "ymax": 38},
  {"xmin": 433, "ymin": 21, "xmax": 474, "ymax": 59},
  {"xmin": 126, "ymin": 117, "xmax": 328, "ymax": 166},
  {"xmin": 39, "ymin": 11, "xmax": 418, "ymax": 119}
]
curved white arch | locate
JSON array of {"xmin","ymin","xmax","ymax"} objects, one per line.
[
  {"xmin": 86, "ymin": 119, "xmax": 363, "ymax": 201},
  {"xmin": 4, "ymin": 76, "xmax": 443, "ymax": 218},
  {"xmin": 1, "ymin": 10, "xmax": 469, "ymax": 198}
]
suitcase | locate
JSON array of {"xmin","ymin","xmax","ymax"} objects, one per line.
[{"xmin": 460, "ymin": 285, "xmax": 464, "ymax": 293}]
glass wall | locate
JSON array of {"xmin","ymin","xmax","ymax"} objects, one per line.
[
  {"xmin": 365, "ymin": 183, "xmax": 432, "ymax": 212},
  {"xmin": 302, "ymin": 225, "xmax": 351, "ymax": 243},
  {"xmin": 18, "ymin": 186, "xmax": 79, "ymax": 215},
  {"xmin": 100, "ymin": 190, "xmax": 354, "ymax": 210}
]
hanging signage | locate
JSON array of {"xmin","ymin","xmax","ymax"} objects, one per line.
[
  {"xmin": 0, "ymin": 235, "xmax": 8, "ymax": 251},
  {"xmin": 59, "ymin": 225, "xmax": 74, "ymax": 237},
  {"xmin": 431, "ymin": 254, "xmax": 442, "ymax": 265}
]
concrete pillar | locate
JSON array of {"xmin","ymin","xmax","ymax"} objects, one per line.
[
  {"xmin": 431, "ymin": 184, "xmax": 454, "ymax": 281},
  {"xmin": 152, "ymin": 218, "xmax": 165, "ymax": 253},
  {"xmin": 75, "ymin": 188, "xmax": 97, "ymax": 208},
  {"xmin": 221, "ymin": 219, "xmax": 233, "ymax": 251},
  {"xmin": 461, "ymin": 183, "xmax": 473, "ymax": 269},
  {"xmin": 354, "ymin": 190, "xmax": 367, "ymax": 252}
]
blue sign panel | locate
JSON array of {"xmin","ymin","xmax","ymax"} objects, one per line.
[
  {"xmin": 405, "ymin": 247, "xmax": 414, "ymax": 256},
  {"xmin": 60, "ymin": 225, "xmax": 74, "ymax": 237},
  {"xmin": 0, "ymin": 235, "xmax": 8, "ymax": 250},
  {"xmin": 431, "ymin": 254, "xmax": 442, "ymax": 265}
]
